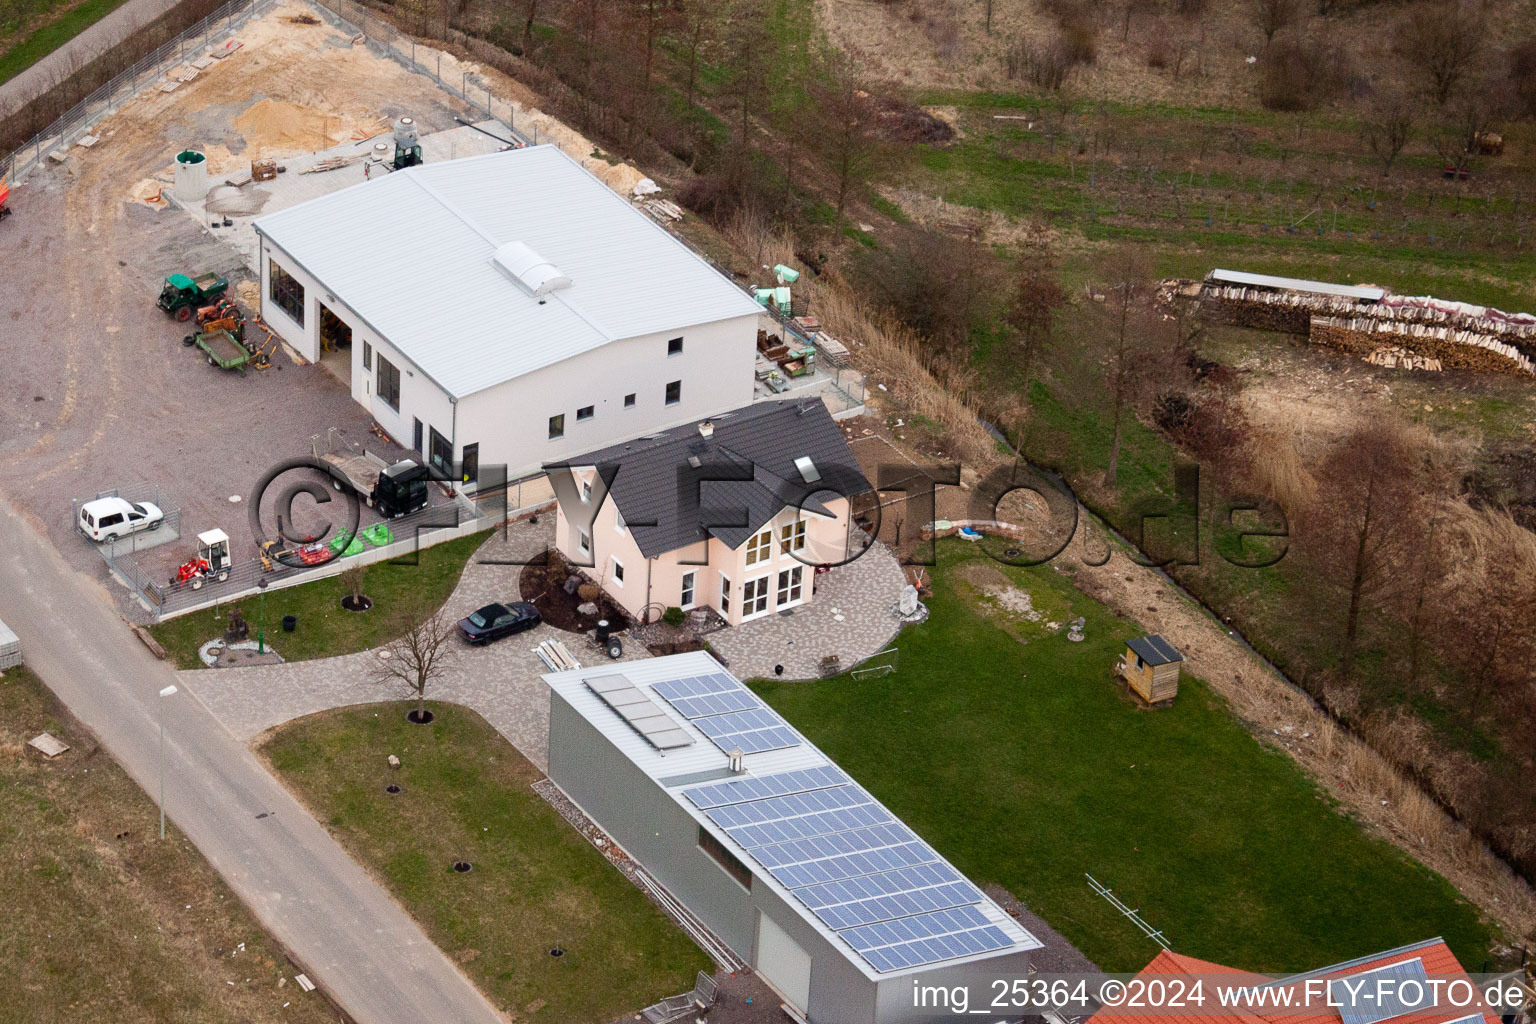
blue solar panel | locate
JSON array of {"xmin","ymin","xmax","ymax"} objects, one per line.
[
  {"xmin": 1330, "ymin": 960, "xmax": 1433, "ymax": 1024},
  {"xmin": 651, "ymin": 674, "xmax": 800, "ymax": 756},
  {"xmin": 668, "ymin": 694, "xmax": 1021, "ymax": 973},
  {"xmin": 841, "ymin": 906, "xmax": 1014, "ymax": 973},
  {"xmin": 684, "ymin": 766, "xmax": 850, "ymax": 810}
]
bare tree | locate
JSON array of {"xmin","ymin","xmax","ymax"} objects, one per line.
[
  {"xmin": 1361, "ymin": 88, "xmax": 1416, "ymax": 176},
  {"xmin": 813, "ymin": 50, "xmax": 881, "ymax": 221},
  {"xmin": 1395, "ymin": 0, "xmax": 1485, "ymax": 105},
  {"xmin": 1306, "ymin": 421, "xmax": 1427, "ymax": 673},
  {"xmin": 340, "ymin": 563, "xmax": 369, "ymax": 610},
  {"xmin": 1251, "ymin": 0, "xmax": 1302, "ymax": 46},
  {"xmin": 376, "ymin": 608, "xmax": 458, "ymax": 723},
  {"xmin": 1094, "ymin": 247, "xmax": 1155, "ymax": 489},
  {"xmin": 1005, "ymin": 230, "xmax": 1066, "ymax": 389}
]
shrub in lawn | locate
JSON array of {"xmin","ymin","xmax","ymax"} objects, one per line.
[
  {"xmin": 662, "ymin": 606, "xmax": 686, "ymax": 627},
  {"xmin": 1257, "ymin": 32, "xmax": 1351, "ymax": 111}
]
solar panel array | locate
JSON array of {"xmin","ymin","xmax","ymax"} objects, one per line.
[
  {"xmin": 683, "ymin": 766, "xmax": 1015, "ymax": 974},
  {"xmin": 584, "ymin": 675, "xmax": 695, "ymax": 751},
  {"xmin": 652, "ymin": 673, "xmax": 798, "ymax": 754},
  {"xmin": 1329, "ymin": 960, "xmax": 1433, "ymax": 1024}
]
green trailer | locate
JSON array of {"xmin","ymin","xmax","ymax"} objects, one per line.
[
  {"xmin": 158, "ymin": 272, "xmax": 229, "ymax": 322},
  {"xmin": 194, "ymin": 328, "xmax": 254, "ymax": 374}
]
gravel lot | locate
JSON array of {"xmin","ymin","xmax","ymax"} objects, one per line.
[{"xmin": 0, "ymin": 6, "xmax": 487, "ymax": 609}]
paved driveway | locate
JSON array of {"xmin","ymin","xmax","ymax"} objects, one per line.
[
  {"xmin": 183, "ymin": 516, "xmax": 649, "ymax": 770},
  {"xmin": 0, "ymin": 495, "xmax": 507, "ymax": 1024},
  {"xmin": 707, "ymin": 540, "xmax": 908, "ymax": 681}
]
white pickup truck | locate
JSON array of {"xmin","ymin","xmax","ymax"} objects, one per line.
[{"xmin": 78, "ymin": 496, "xmax": 165, "ymax": 543}]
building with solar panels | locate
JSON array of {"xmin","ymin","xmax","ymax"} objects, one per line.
[{"xmin": 543, "ymin": 650, "xmax": 1041, "ymax": 1023}]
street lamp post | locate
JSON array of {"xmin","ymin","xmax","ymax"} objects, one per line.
[
  {"xmin": 158, "ymin": 683, "xmax": 178, "ymax": 840},
  {"xmin": 258, "ymin": 578, "xmax": 269, "ymax": 654}
]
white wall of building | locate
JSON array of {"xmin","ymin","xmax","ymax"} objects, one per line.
[
  {"xmin": 257, "ymin": 228, "xmax": 759, "ymax": 485},
  {"xmin": 454, "ymin": 314, "xmax": 757, "ymax": 482}
]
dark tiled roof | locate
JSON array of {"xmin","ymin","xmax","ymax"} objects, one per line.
[
  {"xmin": 546, "ymin": 400, "xmax": 871, "ymax": 559},
  {"xmin": 1127, "ymin": 634, "xmax": 1183, "ymax": 666}
]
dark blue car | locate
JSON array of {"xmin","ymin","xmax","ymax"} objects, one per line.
[{"xmin": 457, "ymin": 602, "xmax": 541, "ymax": 645}]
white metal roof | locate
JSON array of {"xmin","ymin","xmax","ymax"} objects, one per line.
[
  {"xmin": 543, "ymin": 651, "xmax": 1041, "ymax": 981},
  {"xmin": 1208, "ymin": 268, "xmax": 1385, "ymax": 301},
  {"xmin": 253, "ymin": 146, "xmax": 763, "ymax": 399}
]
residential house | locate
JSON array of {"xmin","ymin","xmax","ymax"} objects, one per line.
[{"xmin": 545, "ymin": 400, "xmax": 871, "ymax": 626}]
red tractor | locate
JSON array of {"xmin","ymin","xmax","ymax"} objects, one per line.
[
  {"xmin": 0, "ymin": 182, "xmax": 11, "ymax": 223},
  {"xmin": 173, "ymin": 529, "xmax": 232, "ymax": 589}
]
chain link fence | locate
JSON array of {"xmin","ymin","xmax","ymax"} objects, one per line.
[{"xmin": 1, "ymin": 0, "xmax": 278, "ymax": 185}]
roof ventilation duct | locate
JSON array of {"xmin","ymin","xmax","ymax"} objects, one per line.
[
  {"xmin": 492, "ymin": 241, "xmax": 571, "ymax": 297},
  {"xmin": 698, "ymin": 419, "xmax": 714, "ymax": 439}
]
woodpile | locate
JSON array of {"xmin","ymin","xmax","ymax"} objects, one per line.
[
  {"xmin": 1365, "ymin": 346, "xmax": 1442, "ymax": 372},
  {"xmin": 1309, "ymin": 316, "xmax": 1535, "ymax": 376},
  {"xmin": 1159, "ymin": 275, "xmax": 1536, "ymax": 371}
]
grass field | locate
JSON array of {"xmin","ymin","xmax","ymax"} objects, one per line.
[
  {"xmin": 149, "ymin": 530, "xmax": 491, "ymax": 669},
  {"xmin": 262, "ymin": 702, "xmax": 711, "ymax": 1023},
  {"xmin": 0, "ymin": 0, "xmax": 134, "ymax": 86},
  {"xmin": 0, "ymin": 666, "xmax": 340, "ymax": 1024},
  {"xmin": 751, "ymin": 541, "xmax": 1493, "ymax": 974}
]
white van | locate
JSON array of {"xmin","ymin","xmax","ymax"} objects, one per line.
[{"xmin": 78, "ymin": 497, "xmax": 165, "ymax": 543}]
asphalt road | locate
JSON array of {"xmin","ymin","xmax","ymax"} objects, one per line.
[
  {"xmin": 0, "ymin": 495, "xmax": 508, "ymax": 1024},
  {"xmin": 0, "ymin": 0, "xmax": 186, "ymax": 118}
]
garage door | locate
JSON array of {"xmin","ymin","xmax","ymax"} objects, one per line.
[{"xmin": 756, "ymin": 911, "xmax": 812, "ymax": 1014}]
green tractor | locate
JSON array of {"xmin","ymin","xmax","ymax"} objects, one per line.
[{"xmin": 158, "ymin": 272, "xmax": 229, "ymax": 322}]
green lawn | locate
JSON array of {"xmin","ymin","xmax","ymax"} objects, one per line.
[
  {"xmin": 0, "ymin": 668, "xmax": 340, "ymax": 1024},
  {"xmin": 262, "ymin": 702, "xmax": 710, "ymax": 1023},
  {"xmin": 751, "ymin": 541, "xmax": 1494, "ymax": 974},
  {"xmin": 0, "ymin": 0, "xmax": 135, "ymax": 86},
  {"xmin": 149, "ymin": 530, "xmax": 491, "ymax": 669}
]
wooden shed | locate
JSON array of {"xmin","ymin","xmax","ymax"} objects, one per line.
[{"xmin": 1119, "ymin": 634, "xmax": 1183, "ymax": 703}]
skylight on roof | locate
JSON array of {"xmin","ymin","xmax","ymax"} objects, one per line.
[
  {"xmin": 795, "ymin": 456, "xmax": 821, "ymax": 484},
  {"xmin": 492, "ymin": 240, "xmax": 571, "ymax": 297}
]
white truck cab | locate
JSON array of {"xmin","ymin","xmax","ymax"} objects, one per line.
[{"xmin": 78, "ymin": 497, "xmax": 165, "ymax": 543}]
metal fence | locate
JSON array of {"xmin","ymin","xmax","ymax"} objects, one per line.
[
  {"xmin": 71, "ymin": 484, "xmax": 182, "ymax": 549},
  {"xmin": 0, "ymin": 0, "xmax": 534, "ymax": 187},
  {"xmin": 308, "ymin": 0, "xmax": 525, "ymax": 138},
  {"xmin": 1, "ymin": 0, "xmax": 278, "ymax": 185}
]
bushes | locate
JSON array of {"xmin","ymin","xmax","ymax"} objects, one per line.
[
  {"xmin": 1007, "ymin": 0, "xmax": 1099, "ymax": 91},
  {"xmin": 1257, "ymin": 32, "xmax": 1350, "ymax": 111}
]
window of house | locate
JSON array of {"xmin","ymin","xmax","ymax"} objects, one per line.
[
  {"xmin": 667, "ymin": 337, "xmax": 683, "ymax": 356},
  {"xmin": 745, "ymin": 528, "xmax": 773, "ymax": 566},
  {"xmin": 577, "ymin": 405, "xmax": 594, "ymax": 421},
  {"xmin": 742, "ymin": 577, "xmax": 770, "ymax": 617},
  {"xmin": 624, "ymin": 393, "xmax": 636, "ymax": 408},
  {"xmin": 269, "ymin": 260, "xmax": 305, "ymax": 325},
  {"xmin": 698, "ymin": 826, "xmax": 751, "ymax": 890},
  {"xmin": 611, "ymin": 557, "xmax": 625, "ymax": 585},
  {"xmin": 549, "ymin": 414, "xmax": 565, "ymax": 439},
  {"xmin": 719, "ymin": 574, "xmax": 731, "ymax": 614},
  {"xmin": 780, "ymin": 519, "xmax": 806, "ymax": 553},
  {"xmin": 413, "ymin": 418, "xmax": 423, "ymax": 453},
  {"xmin": 581, "ymin": 480, "xmax": 592, "ymax": 504},
  {"xmin": 777, "ymin": 566, "xmax": 803, "ymax": 607},
  {"xmin": 680, "ymin": 571, "xmax": 696, "ymax": 608},
  {"xmin": 665, "ymin": 380, "xmax": 681, "ymax": 405},
  {"xmin": 578, "ymin": 529, "xmax": 591, "ymax": 555},
  {"xmin": 377, "ymin": 355, "xmax": 401, "ymax": 411},
  {"xmin": 362, "ymin": 341, "xmax": 373, "ymax": 372},
  {"xmin": 461, "ymin": 443, "xmax": 479, "ymax": 485},
  {"xmin": 429, "ymin": 427, "xmax": 452, "ymax": 478},
  {"xmin": 615, "ymin": 508, "xmax": 626, "ymax": 533}
]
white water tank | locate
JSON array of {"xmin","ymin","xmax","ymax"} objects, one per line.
[{"xmin": 174, "ymin": 149, "xmax": 208, "ymax": 202}]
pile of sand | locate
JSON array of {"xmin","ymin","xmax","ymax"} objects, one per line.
[{"xmin": 235, "ymin": 98, "xmax": 343, "ymax": 156}]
